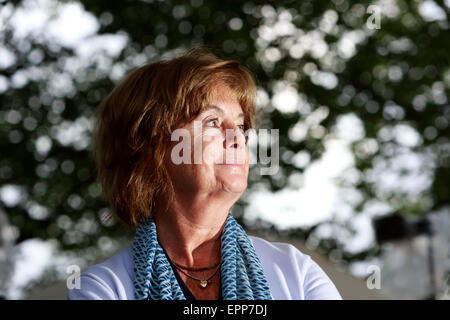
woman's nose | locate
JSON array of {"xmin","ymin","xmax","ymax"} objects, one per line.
[{"xmin": 224, "ymin": 124, "xmax": 246, "ymax": 150}]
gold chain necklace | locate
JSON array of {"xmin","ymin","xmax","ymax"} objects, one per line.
[
  {"xmin": 172, "ymin": 261, "xmax": 220, "ymax": 272},
  {"xmin": 173, "ymin": 262, "xmax": 222, "ymax": 288}
]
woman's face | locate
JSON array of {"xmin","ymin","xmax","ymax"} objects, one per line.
[{"xmin": 165, "ymin": 83, "xmax": 249, "ymax": 200}]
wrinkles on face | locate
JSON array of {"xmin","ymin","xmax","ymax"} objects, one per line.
[{"xmin": 166, "ymin": 82, "xmax": 249, "ymax": 197}]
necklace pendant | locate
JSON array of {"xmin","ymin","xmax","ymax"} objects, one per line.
[{"xmin": 199, "ymin": 280, "xmax": 208, "ymax": 288}]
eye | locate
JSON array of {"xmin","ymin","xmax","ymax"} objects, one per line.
[
  {"xmin": 205, "ymin": 118, "xmax": 220, "ymax": 128},
  {"xmin": 237, "ymin": 124, "xmax": 245, "ymax": 132}
]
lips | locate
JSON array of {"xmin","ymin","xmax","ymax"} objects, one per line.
[
  {"xmin": 216, "ymin": 159, "xmax": 245, "ymax": 165},
  {"xmin": 215, "ymin": 153, "xmax": 246, "ymax": 165}
]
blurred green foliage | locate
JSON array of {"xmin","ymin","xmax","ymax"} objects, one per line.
[{"xmin": 0, "ymin": 0, "xmax": 449, "ymax": 279}]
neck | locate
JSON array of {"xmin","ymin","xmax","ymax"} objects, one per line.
[{"xmin": 153, "ymin": 197, "xmax": 230, "ymax": 268}]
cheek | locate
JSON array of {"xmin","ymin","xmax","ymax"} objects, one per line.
[{"xmin": 199, "ymin": 132, "xmax": 222, "ymax": 164}]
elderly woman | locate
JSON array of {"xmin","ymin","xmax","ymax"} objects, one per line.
[{"xmin": 67, "ymin": 46, "xmax": 342, "ymax": 300}]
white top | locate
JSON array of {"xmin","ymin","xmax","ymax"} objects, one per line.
[{"xmin": 67, "ymin": 235, "xmax": 342, "ymax": 300}]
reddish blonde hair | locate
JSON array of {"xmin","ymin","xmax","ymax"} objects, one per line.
[{"xmin": 92, "ymin": 45, "xmax": 258, "ymax": 228}]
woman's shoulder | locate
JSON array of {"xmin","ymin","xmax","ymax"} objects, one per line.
[
  {"xmin": 249, "ymin": 234, "xmax": 312, "ymax": 268},
  {"xmin": 67, "ymin": 243, "xmax": 135, "ymax": 300},
  {"xmin": 248, "ymin": 235, "xmax": 342, "ymax": 300},
  {"xmin": 249, "ymin": 235, "xmax": 303, "ymax": 256}
]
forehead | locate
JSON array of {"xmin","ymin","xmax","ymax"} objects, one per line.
[
  {"xmin": 204, "ymin": 83, "xmax": 243, "ymax": 115},
  {"xmin": 209, "ymin": 82, "xmax": 237, "ymax": 101}
]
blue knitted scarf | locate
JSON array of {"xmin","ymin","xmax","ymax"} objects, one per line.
[{"xmin": 132, "ymin": 210, "xmax": 272, "ymax": 300}]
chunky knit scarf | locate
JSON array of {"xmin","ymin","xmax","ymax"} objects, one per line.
[{"xmin": 132, "ymin": 210, "xmax": 272, "ymax": 300}]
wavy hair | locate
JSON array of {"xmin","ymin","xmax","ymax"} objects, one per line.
[{"xmin": 92, "ymin": 45, "xmax": 258, "ymax": 228}]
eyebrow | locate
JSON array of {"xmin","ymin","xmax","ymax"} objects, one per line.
[{"xmin": 205, "ymin": 104, "xmax": 245, "ymax": 119}]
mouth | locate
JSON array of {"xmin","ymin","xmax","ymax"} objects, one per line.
[
  {"xmin": 215, "ymin": 154, "xmax": 246, "ymax": 166},
  {"xmin": 215, "ymin": 159, "xmax": 245, "ymax": 166}
]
